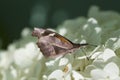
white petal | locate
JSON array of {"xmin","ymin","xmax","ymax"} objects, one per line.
[
  {"xmin": 59, "ymin": 58, "xmax": 68, "ymax": 66},
  {"xmin": 25, "ymin": 42, "xmax": 40, "ymax": 59},
  {"xmin": 91, "ymin": 52, "xmax": 102, "ymax": 59},
  {"xmin": 10, "ymin": 66, "xmax": 17, "ymax": 78},
  {"xmin": 91, "ymin": 69, "xmax": 108, "ymax": 80},
  {"xmin": 64, "ymin": 74, "xmax": 71, "ymax": 80},
  {"xmin": 113, "ymin": 77, "xmax": 120, "ymax": 80},
  {"xmin": 104, "ymin": 62, "xmax": 119, "ymax": 79},
  {"xmin": 98, "ymin": 48, "xmax": 116, "ymax": 62},
  {"xmin": 83, "ymin": 24, "xmax": 88, "ymax": 30},
  {"xmin": 88, "ymin": 18, "xmax": 98, "ymax": 24},
  {"xmin": 45, "ymin": 60, "xmax": 55, "ymax": 66},
  {"xmin": 58, "ymin": 27, "xmax": 67, "ymax": 35},
  {"xmin": 48, "ymin": 70, "xmax": 64, "ymax": 80},
  {"xmin": 95, "ymin": 27, "xmax": 101, "ymax": 34},
  {"xmin": 113, "ymin": 37, "xmax": 120, "ymax": 50},
  {"xmin": 21, "ymin": 27, "xmax": 31, "ymax": 37},
  {"xmin": 72, "ymin": 70, "xmax": 84, "ymax": 80}
]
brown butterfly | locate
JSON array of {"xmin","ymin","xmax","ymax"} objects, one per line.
[{"xmin": 32, "ymin": 28, "xmax": 89, "ymax": 58}]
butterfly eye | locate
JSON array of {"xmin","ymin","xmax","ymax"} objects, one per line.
[{"xmin": 32, "ymin": 30, "xmax": 39, "ymax": 37}]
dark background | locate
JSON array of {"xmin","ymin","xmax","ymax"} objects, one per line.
[{"xmin": 0, "ymin": 0, "xmax": 120, "ymax": 49}]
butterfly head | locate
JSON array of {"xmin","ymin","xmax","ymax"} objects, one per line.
[{"xmin": 32, "ymin": 28, "xmax": 45, "ymax": 38}]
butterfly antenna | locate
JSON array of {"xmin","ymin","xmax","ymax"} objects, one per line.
[
  {"xmin": 80, "ymin": 43, "xmax": 97, "ymax": 47},
  {"xmin": 80, "ymin": 43, "xmax": 89, "ymax": 46}
]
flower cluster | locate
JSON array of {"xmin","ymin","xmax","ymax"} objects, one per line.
[{"xmin": 0, "ymin": 6, "xmax": 120, "ymax": 80}]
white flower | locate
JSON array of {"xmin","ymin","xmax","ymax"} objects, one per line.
[
  {"xmin": 13, "ymin": 42, "xmax": 40, "ymax": 68},
  {"xmin": 45, "ymin": 54, "xmax": 74, "ymax": 74},
  {"xmin": 88, "ymin": 18, "xmax": 98, "ymax": 24},
  {"xmin": 0, "ymin": 51, "xmax": 13, "ymax": 69},
  {"xmin": 46, "ymin": 55, "xmax": 87, "ymax": 80},
  {"xmin": 47, "ymin": 70, "xmax": 68, "ymax": 80},
  {"xmin": 105, "ymin": 37, "xmax": 120, "ymax": 51},
  {"xmin": 92, "ymin": 48, "xmax": 116, "ymax": 62},
  {"xmin": 47, "ymin": 63, "xmax": 72, "ymax": 80},
  {"xmin": 1, "ymin": 7, "xmax": 120, "ymax": 80},
  {"xmin": 91, "ymin": 62, "xmax": 120, "ymax": 80},
  {"xmin": 21, "ymin": 27, "xmax": 31, "ymax": 37},
  {"xmin": 59, "ymin": 57, "xmax": 69, "ymax": 66},
  {"xmin": 72, "ymin": 70, "xmax": 84, "ymax": 80},
  {"xmin": 58, "ymin": 27, "xmax": 67, "ymax": 36}
]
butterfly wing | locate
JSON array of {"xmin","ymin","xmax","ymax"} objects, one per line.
[
  {"xmin": 53, "ymin": 33, "xmax": 74, "ymax": 49},
  {"xmin": 41, "ymin": 29, "xmax": 74, "ymax": 49},
  {"xmin": 33, "ymin": 28, "xmax": 81, "ymax": 58},
  {"xmin": 37, "ymin": 36, "xmax": 72, "ymax": 58}
]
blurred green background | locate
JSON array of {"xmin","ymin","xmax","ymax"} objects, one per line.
[{"xmin": 0, "ymin": 0, "xmax": 119, "ymax": 49}]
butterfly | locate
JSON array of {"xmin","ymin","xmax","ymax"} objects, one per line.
[{"xmin": 32, "ymin": 28, "xmax": 89, "ymax": 58}]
